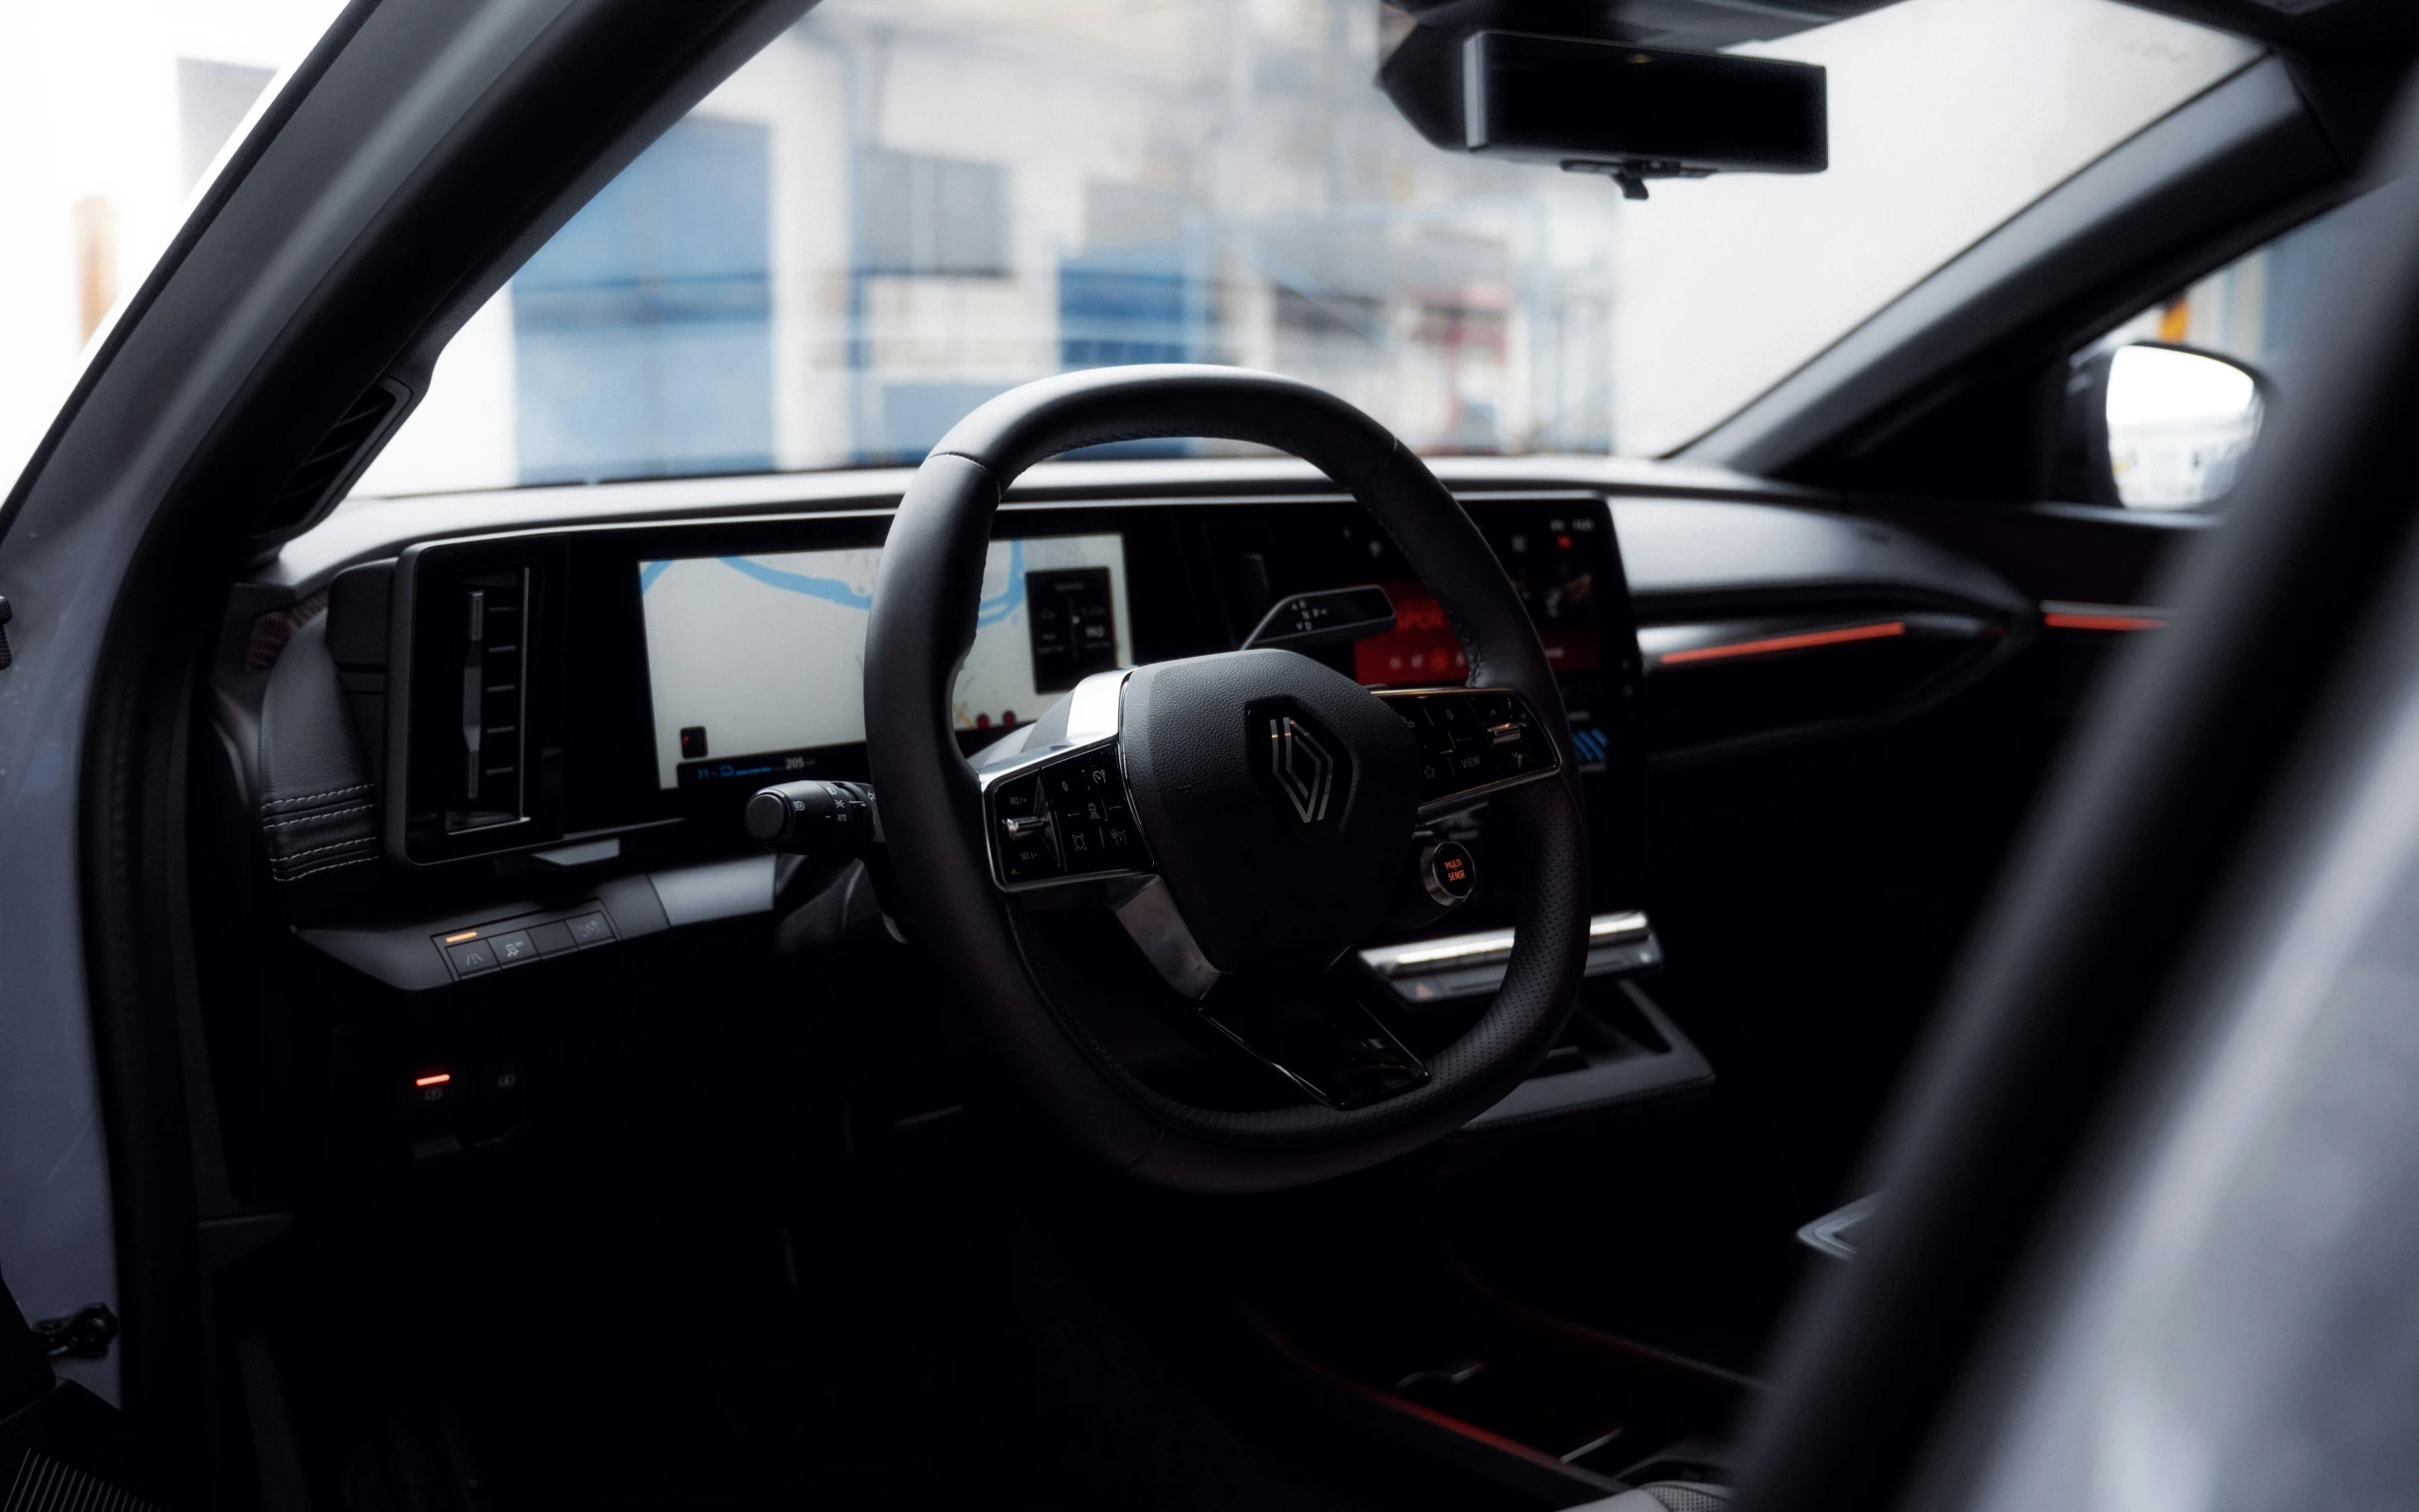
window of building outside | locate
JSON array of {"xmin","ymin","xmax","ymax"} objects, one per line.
[
  {"xmin": 0, "ymin": 0, "xmax": 2262, "ymax": 501},
  {"xmin": 348, "ymin": 0, "xmax": 2255, "ymax": 493},
  {"xmin": 0, "ymin": 3, "xmax": 337, "ymax": 488},
  {"xmin": 513, "ymin": 118, "xmax": 777, "ymax": 484}
]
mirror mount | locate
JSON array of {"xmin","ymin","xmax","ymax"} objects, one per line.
[{"xmin": 1560, "ymin": 156, "xmax": 1713, "ymax": 201}]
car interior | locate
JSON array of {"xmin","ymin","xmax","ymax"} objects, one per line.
[{"xmin": 9, "ymin": 0, "xmax": 2419, "ymax": 1509}]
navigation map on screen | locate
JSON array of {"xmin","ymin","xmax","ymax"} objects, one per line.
[{"xmin": 639, "ymin": 533, "xmax": 1130, "ymax": 789}]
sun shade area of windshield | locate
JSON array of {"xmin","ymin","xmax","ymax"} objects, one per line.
[{"xmin": 1, "ymin": 0, "xmax": 2251, "ymax": 503}]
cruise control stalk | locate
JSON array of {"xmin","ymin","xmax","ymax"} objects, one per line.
[
  {"xmin": 745, "ymin": 778, "xmax": 880, "ymax": 854},
  {"xmin": 746, "ymin": 779, "xmax": 910, "ymax": 948}
]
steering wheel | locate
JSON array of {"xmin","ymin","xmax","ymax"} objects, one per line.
[{"xmin": 863, "ymin": 366, "xmax": 1591, "ymax": 1193}]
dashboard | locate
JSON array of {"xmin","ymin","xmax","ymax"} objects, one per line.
[
  {"xmin": 347, "ymin": 492, "xmax": 1636, "ymax": 871},
  {"xmin": 228, "ymin": 458, "xmax": 2036, "ymax": 1017},
  {"xmin": 197, "ymin": 455, "xmax": 2051, "ymax": 1174}
]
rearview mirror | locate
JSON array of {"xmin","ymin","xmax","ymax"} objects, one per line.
[
  {"xmin": 1378, "ymin": 29, "xmax": 1827, "ymax": 199},
  {"xmin": 2066, "ymin": 342, "xmax": 2266, "ymax": 510}
]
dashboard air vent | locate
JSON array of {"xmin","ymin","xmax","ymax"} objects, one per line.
[{"xmin": 250, "ymin": 377, "xmax": 410, "ymax": 543}]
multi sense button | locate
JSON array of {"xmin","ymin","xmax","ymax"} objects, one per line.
[{"xmin": 489, "ymin": 930, "xmax": 538, "ymax": 966}]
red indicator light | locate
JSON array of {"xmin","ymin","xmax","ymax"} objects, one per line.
[
  {"xmin": 2044, "ymin": 611, "xmax": 2167, "ymax": 632},
  {"xmin": 413, "ymin": 1071, "xmax": 452, "ymax": 1088}
]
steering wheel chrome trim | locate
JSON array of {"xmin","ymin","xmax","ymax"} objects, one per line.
[{"xmin": 1103, "ymin": 875, "xmax": 1223, "ymax": 1000}]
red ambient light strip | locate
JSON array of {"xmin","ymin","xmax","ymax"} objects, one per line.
[
  {"xmin": 1657, "ymin": 620, "xmax": 1907, "ymax": 668},
  {"xmin": 2042, "ymin": 610, "xmax": 2168, "ymax": 631}
]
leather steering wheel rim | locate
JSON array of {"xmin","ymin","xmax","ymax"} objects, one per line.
[{"xmin": 863, "ymin": 365, "xmax": 1591, "ymax": 1193}]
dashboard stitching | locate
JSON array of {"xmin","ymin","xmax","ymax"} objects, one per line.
[
  {"xmin": 261, "ymin": 780, "xmax": 375, "ymax": 811},
  {"xmin": 276, "ymin": 853, "xmax": 377, "ymax": 882},
  {"xmin": 263, "ymin": 802, "xmax": 374, "ymax": 830},
  {"xmin": 271, "ymin": 835, "xmax": 380, "ymax": 862}
]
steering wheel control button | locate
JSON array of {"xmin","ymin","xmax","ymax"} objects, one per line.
[
  {"xmin": 565, "ymin": 911, "xmax": 614, "ymax": 947},
  {"xmin": 1039, "ymin": 748, "xmax": 1147, "ymax": 876},
  {"xmin": 1423, "ymin": 841, "xmax": 1477, "ymax": 906},
  {"xmin": 981, "ymin": 738, "xmax": 1154, "ymax": 889},
  {"xmin": 445, "ymin": 937, "xmax": 499, "ymax": 976},
  {"xmin": 985, "ymin": 770, "xmax": 1066, "ymax": 884},
  {"xmin": 1377, "ymin": 687, "xmax": 1562, "ymax": 813},
  {"xmin": 995, "ymin": 777, "xmax": 1041, "ymax": 821},
  {"xmin": 1000, "ymin": 832, "xmax": 1063, "ymax": 883}
]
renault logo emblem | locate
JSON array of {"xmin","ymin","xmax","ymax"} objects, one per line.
[{"xmin": 1267, "ymin": 715, "xmax": 1336, "ymax": 824}]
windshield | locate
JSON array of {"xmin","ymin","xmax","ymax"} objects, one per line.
[
  {"xmin": 0, "ymin": 1, "xmax": 341, "ymax": 492},
  {"xmin": 320, "ymin": 0, "xmax": 2245, "ymax": 492}
]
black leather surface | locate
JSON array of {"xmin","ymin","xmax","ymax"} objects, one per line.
[
  {"xmin": 862, "ymin": 365, "xmax": 1591, "ymax": 1191},
  {"xmin": 256, "ymin": 613, "xmax": 379, "ymax": 915},
  {"xmin": 1119, "ymin": 649, "xmax": 1419, "ymax": 974}
]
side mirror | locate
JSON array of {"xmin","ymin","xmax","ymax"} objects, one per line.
[{"xmin": 2065, "ymin": 342, "xmax": 2267, "ymax": 510}]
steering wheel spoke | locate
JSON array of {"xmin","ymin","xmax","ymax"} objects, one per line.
[{"xmin": 1195, "ymin": 976, "xmax": 1430, "ymax": 1110}]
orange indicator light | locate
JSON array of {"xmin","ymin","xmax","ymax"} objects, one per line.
[
  {"xmin": 414, "ymin": 1071, "xmax": 452, "ymax": 1088},
  {"xmin": 1658, "ymin": 620, "xmax": 1906, "ymax": 667},
  {"xmin": 443, "ymin": 930, "xmax": 478, "ymax": 944},
  {"xmin": 2043, "ymin": 611, "xmax": 2168, "ymax": 632}
]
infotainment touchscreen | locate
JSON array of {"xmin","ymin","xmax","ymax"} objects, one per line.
[{"xmin": 638, "ymin": 533, "xmax": 1131, "ymax": 789}]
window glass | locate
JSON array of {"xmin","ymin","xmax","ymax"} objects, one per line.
[
  {"xmin": 69, "ymin": 0, "xmax": 2234, "ymax": 498},
  {"xmin": 0, "ymin": 0, "xmax": 345, "ymax": 493},
  {"xmin": 2077, "ymin": 196, "xmax": 2365, "ymax": 509},
  {"xmin": 511, "ymin": 118, "xmax": 777, "ymax": 484},
  {"xmin": 2096, "ymin": 196, "xmax": 2366, "ymax": 381}
]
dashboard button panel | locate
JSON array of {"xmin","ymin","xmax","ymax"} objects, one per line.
[{"xmin": 434, "ymin": 902, "xmax": 615, "ymax": 981}]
